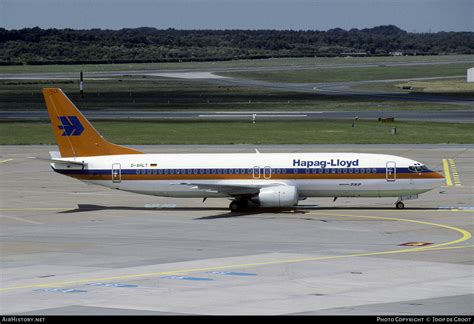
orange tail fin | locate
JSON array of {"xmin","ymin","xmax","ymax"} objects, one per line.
[{"xmin": 42, "ymin": 88, "xmax": 143, "ymax": 157}]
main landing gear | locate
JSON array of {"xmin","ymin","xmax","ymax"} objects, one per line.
[{"xmin": 229, "ymin": 198, "xmax": 249, "ymax": 212}]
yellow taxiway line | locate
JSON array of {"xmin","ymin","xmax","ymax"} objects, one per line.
[
  {"xmin": 448, "ymin": 159, "xmax": 462, "ymax": 187},
  {"xmin": 0, "ymin": 211, "xmax": 471, "ymax": 293},
  {"xmin": 442, "ymin": 159, "xmax": 453, "ymax": 187},
  {"xmin": 0, "ymin": 159, "xmax": 13, "ymax": 164},
  {"xmin": 443, "ymin": 158, "xmax": 462, "ymax": 187}
]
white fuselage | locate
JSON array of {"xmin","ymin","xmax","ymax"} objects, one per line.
[{"xmin": 52, "ymin": 152, "xmax": 444, "ymax": 201}]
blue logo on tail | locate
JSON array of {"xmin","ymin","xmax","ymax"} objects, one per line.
[{"xmin": 58, "ymin": 116, "xmax": 84, "ymax": 136}]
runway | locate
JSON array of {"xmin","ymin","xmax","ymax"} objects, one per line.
[
  {"xmin": 0, "ymin": 145, "xmax": 472, "ymax": 315},
  {"xmin": 2, "ymin": 109, "xmax": 473, "ymax": 123}
]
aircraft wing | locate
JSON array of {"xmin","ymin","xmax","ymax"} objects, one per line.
[{"xmin": 177, "ymin": 182, "xmax": 285, "ymax": 196}]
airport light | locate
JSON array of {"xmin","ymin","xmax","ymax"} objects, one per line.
[{"xmin": 80, "ymin": 71, "xmax": 84, "ymax": 98}]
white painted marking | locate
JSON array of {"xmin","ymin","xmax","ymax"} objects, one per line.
[
  {"xmin": 198, "ymin": 114, "xmax": 307, "ymax": 118},
  {"xmin": 0, "ymin": 215, "xmax": 42, "ymax": 225},
  {"xmin": 146, "ymin": 72, "xmax": 228, "ymax": 79}
]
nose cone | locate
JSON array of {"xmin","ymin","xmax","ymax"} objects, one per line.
[
  {"xmin": 434, "ymin": 171, "xmax": 445, "ymax": 179},
  {"xmin": 433, "ymin": 171, "xmax": 445, "ymax": 186}
]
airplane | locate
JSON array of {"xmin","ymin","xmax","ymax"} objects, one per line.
[{"xmin": 40, "ymin": 88, "xmax": 445, "ymax": 212}]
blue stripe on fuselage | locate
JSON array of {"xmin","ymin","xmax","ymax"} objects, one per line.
[{"xmin": 52, "ymin": 166, "xmax": 432, "ymax": 176}]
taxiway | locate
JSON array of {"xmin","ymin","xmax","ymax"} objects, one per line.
[{"xmin": 0, "ymin": 145, "xmax": 472, "ymax": 315}]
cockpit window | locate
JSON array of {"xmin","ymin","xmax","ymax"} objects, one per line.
[{"xmin": 408, "ymin": 165, "xmax": 428, "ymax": 172}]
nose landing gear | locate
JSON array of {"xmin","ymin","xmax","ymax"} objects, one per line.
[
  {"xmin": 395, "ymin": 201, "xmax": 405, "ymax": 209},
  {"xmin": 395, "ymin": 194, "xmax": 418, "ymax": 209}
]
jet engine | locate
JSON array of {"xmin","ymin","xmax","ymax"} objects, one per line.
[{"xmin": 256, "ymin": 185, "xmax": 298, "ymax": 207}]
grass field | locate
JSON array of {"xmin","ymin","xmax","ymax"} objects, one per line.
[
  {"xmin": 1, "ymin": 120, "xmax": 473, "ymax": 145},
  {"xmin": 397, "ymin": 78, "xmax": 474, "ymax": 93},
  {"xmin": 351, "ymin": 77, "xmax": 474, "ymax": 97},
  {"xmin": 219, "ymin": 63, "xmax": 473, "ymax": 83}
]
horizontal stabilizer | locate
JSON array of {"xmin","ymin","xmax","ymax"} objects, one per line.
[{"xmin": 27, "ymin": 156, "xmax": 87, "ymax": 166}]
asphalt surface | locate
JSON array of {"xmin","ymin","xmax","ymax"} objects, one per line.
[{"xmin": 0, "ymin": 144, "xmax": 472, "ymax": 315}]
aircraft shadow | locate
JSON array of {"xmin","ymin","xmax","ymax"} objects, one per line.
[
  {"xmin": 195, "ymin": 209, "xmax": 309, "ymax": 220},
  {"xmin": 59, "ymin": 204, "xmax": 228, "ymax": 214},
  {"xmin": 59, "ymin": 204, "xmax": 307, "ymax": 219},
  {"xmin": 59, "ymin": 204, "xmax": 440, "ymax": 219},
  {"xmin": 196, "ymin": 206, "xmax": 441, "ymax": 219},
  {"xmin": 297, "ymin": 205, "xmax": 439, "ymax": 211}
]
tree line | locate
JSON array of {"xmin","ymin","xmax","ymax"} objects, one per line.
[{"xmin": 1, "ymin": 25, "xmax": 473, "ymax": 65}]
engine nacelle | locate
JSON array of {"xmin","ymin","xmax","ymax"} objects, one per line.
[{"xmin": 256, "ymin": 185, "xmax": 298, "ymax": 208}]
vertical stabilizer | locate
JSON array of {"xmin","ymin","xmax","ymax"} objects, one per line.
[{"xmin": 43, "ymin": 88, "xmax": 142, "ymax": 157}]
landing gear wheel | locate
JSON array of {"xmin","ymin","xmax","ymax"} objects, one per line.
[
  {"xmin": 229, "ymin": 199, "xmax": 248, "ymax": 212},
  {"xmin": 229, "ymin": 201, "xmax": 241, "ymax": 212},
  {"xmin": 395, "ymin": 201, "xmax": 405, "ymax": 209}
]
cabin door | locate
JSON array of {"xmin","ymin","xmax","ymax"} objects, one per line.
[
  {"xmin": 386, "ymin": 161, "xmax": 396, "ymax": 182},
  {"xmin": 112, "ymin": 163, "xmax": 122, "ymax": 183},
  {"xmin": 253, "ymin": 166, "xmax": 261, "ymax": 179},
  {"xmin": 263, "ymin": 166, "xmax": 272, "ymax": 179}
]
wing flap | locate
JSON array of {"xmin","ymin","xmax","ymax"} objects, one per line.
[{"xmin": 177, "ymin": 182, "xmax": 286, "ymax": 196}]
